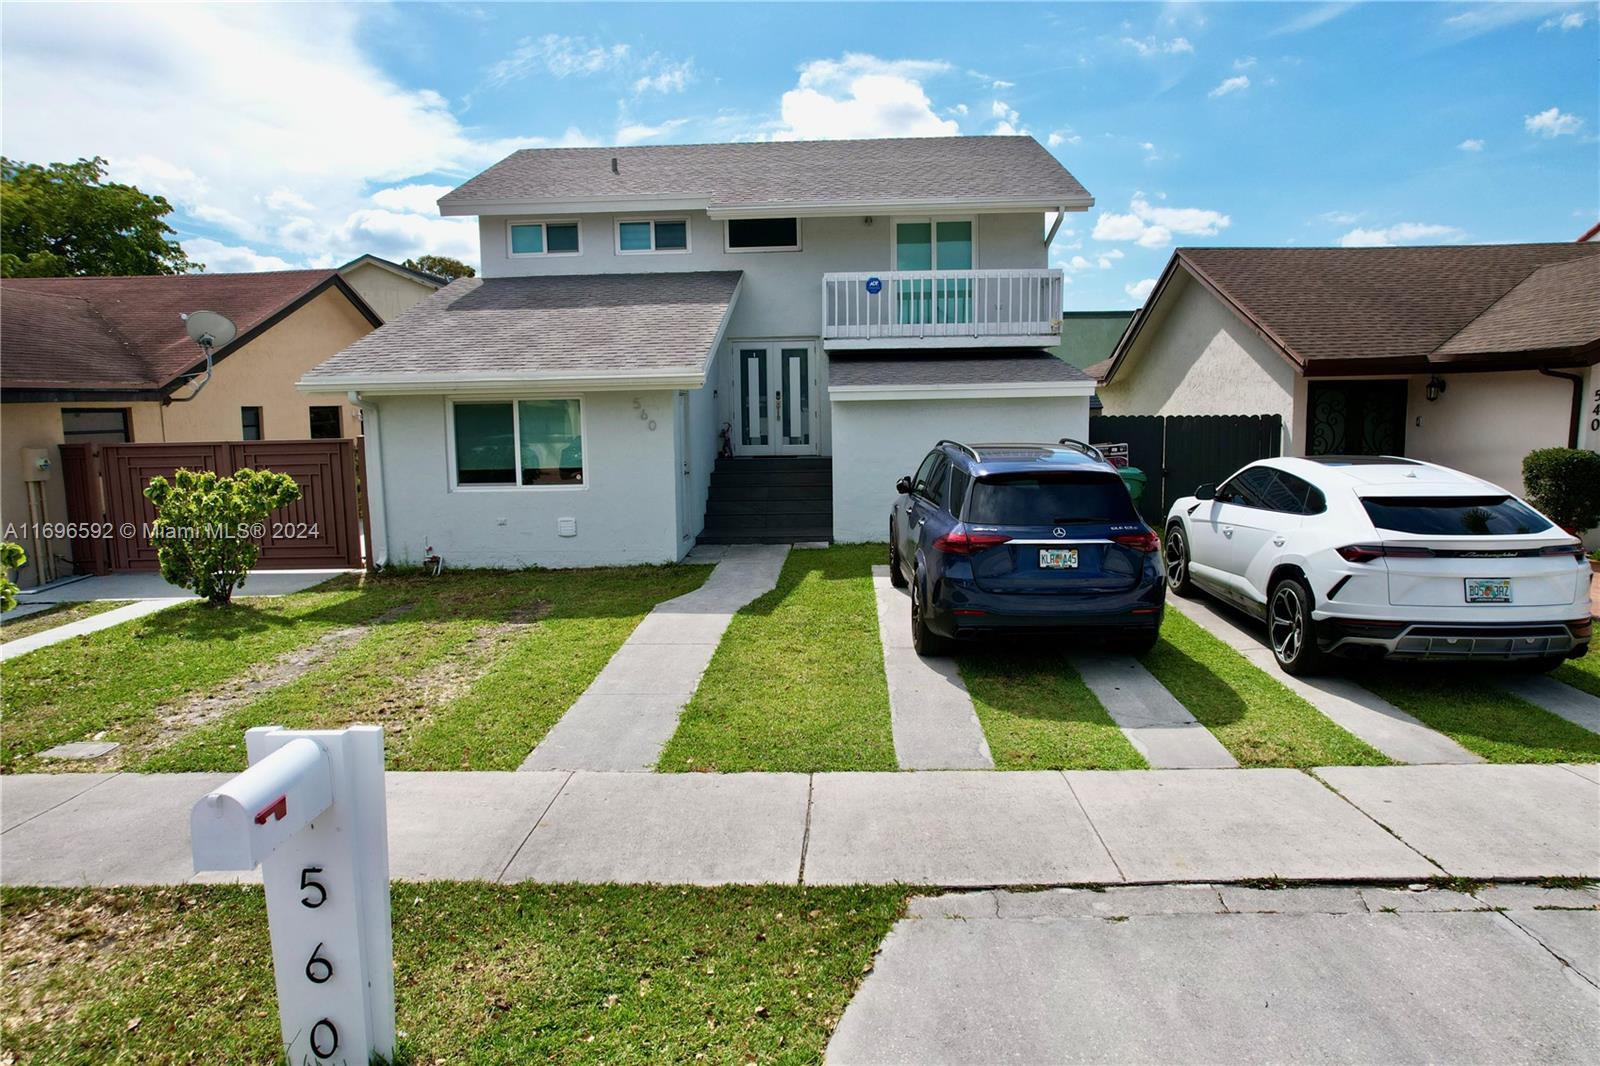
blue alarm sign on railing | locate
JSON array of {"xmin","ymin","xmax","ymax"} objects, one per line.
[{"xmin": 864, "ymin": 276, "xmax": 883, "ymax": 294}]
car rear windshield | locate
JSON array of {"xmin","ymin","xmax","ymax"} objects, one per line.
[
  {"xmin": 1360, "ymin": 495, "xmax": 1552, "ymax": 536},
  {"xmin": 965, "ymin": 473, "xmax": 1138, "ymax": 527}
]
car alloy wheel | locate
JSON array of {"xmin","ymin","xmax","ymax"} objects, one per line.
[
  {"xmin": 1164, "ymin": 530, "xmax": 1187, "ymax": 588},
  {"xmin": 1269, "ymin": 582, "xmax": 1305, "ymax": 665}
]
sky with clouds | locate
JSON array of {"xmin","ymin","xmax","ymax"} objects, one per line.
[{"xmin": 2, "ymin": 1, "xmax": 1595, "ymax": 308}]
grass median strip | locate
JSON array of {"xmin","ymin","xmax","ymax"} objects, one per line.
[
  {"xmin": 1, "ymin": 883, "xmax": 907, "ymax": 1065},
  {"xmin": 1140, "ymin": 610, "xmax": 1392, "ymax": 768},
  {"xmin": 1551, "ymin": 642, "xmax": 1600, "ymax": 700},
  {"xmin": 959, "ymin": 651, "xmax": 1147, "ymax": 770},
  {"xmin": 661, "ymin": 544, "xmax": 896, "ymax": 772},
  {"xmin": 0, "ymin": 600, "xmax": 134, "ymax": 642},
  {"xmin": 1352, "ymin": 664, "xmax": 1600, "ymax": 763}
]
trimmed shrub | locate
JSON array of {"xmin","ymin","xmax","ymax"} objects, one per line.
[
  {"xmin": 1522, "ymin": 447, "xmax": 1600, "ymax": 535},
  {"xmin": 143, "ymin": 468, "xmax": 301, "ymax": 605},
  {"xmin": 1, "ymin": 541, "xmax": 25, "ymax": 611}
]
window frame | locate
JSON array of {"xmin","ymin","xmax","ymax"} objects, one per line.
[
  {"xmin": 614, "ymin": 216, "xmax": 692, "ymax": 255},
  {"xmin": 890, "ymin": 216, "xmax": 978, "ymax": 271},
  {"xmin": 60, "ymin": 407, "xmax": 131, "ymax": 443},
  {"xmin": 723, "ymin": 217, "xmax": 802, "ymax": 254},
  {"xmin": 308, "ymin": 405, "xmax": 342, "ymax": 440},
  {"xmin": 241, "ymin": 406, "xmax": 264, "ymax": 441},
  {"xmin": 445, "ymin": 396, "xmax": 589, "ymax": 493},
  {"xmin": 506, "ymin": 218, "xmax": 583, "ymax": 259}
]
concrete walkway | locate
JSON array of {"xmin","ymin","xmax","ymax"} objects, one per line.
[
  {"xmin": 4, "ymin": 763, "xmax": 1594, "ymax": 888},
  {"xmin": 1167, "ymin": 594, "xmax": 1484, "ymax": 764},
  {"xmin": 520, "ymin": 544, "xmax": 789, "ymax": 772},
  {"xmin": 869, "ymin": 567, "xmax": 993, "ymax": 770},
  {"xmin": 0, "ymin": 598, "xmax": 185, "ymax": 661},
  {"xmin": 826, "ymin": 883, "xmax": 1599, "ymax": 1065},
  {"xmin": 1499, "ymin": 673, "xmax": 1600, "ymax": 734},
  {"xmin": 1071, "ymin": 652, "xmax": 1238, "ymax": 769}
]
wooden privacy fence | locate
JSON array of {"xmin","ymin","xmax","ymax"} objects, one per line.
[
  {"xmin": 1089, "ymin": 414, "xmax": 1285, "ymax": 529},
  {"xmin": 60, "ymin": 438, "xmax": 367, "ymax": 573}
]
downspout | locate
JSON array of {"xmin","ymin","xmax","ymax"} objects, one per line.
[
  {"xmin": 349, "ymin": 391, "xmax": 389, "ymax": 568},
  {"xmin": 1538, "ymin": 368, "xmax": 1583, "ymax": 448}
]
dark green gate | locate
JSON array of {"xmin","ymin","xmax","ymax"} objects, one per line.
[{"xmin": 1089, "ymin": 414, "xmax": 1284, "ymax": 528}]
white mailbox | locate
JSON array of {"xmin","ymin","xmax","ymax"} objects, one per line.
[{"xmin": 192, "ymin": 725, "xmax": 394, "ymax": 1066}]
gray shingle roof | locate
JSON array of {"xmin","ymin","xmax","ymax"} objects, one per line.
[
  {"xmin": 1434, "ymin": 255, "xmax": 1600, "ymax": 360},
  {"xmin": 829, "ymin": 351, "xmax": 1093, "ymax": 388},
  {"xmin": 301, "ymin": 272, "xmax": 741, "ymax": 388},
  {"xmin": 439, "ymin": 137, "xmax": 1090, "ymax": 212}
]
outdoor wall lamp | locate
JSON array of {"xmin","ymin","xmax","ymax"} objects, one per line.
[{"xmin": 1425, "ymin": 375, "xmax": 1447, "ymax": 403}]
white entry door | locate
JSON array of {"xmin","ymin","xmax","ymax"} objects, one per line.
[{"xmin": 734, "ymin": 342, "xmax": 819, "ymax": 456}]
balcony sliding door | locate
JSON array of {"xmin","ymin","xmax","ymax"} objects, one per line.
[{"xmin": 894, "ymin": 219, "xmax": 973, "ymax": 327}]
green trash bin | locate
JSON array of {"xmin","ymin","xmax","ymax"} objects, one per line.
[{"xmin": 1117, "ymin": 466, "xmax": 1147, "ymax": 503}]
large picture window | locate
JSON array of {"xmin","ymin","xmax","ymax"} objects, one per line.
[
  {"xmin": 726, "ymin": 217, "xmax": 800, "ymax": 252},
  {"xmin": 616, "ymin": 218, "xmax": 689, "ymax": 254},
  {"xmin": 451, "ymin": 399, "xmax": 585, "ymax": 489},
  {"xmin": 508, "ymin": 220, "xmax": 581, "ymax": 258}
]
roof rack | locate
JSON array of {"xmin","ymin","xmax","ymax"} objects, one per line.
[
  {"xmin": 1057, "ymin": 438, "xmax": 1106, "ymax": 462},
  {"xmin": 936, "ymin": 439, "xmax": 981, "ymax": 461}
]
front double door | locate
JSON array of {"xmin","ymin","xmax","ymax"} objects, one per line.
[{"xmin": 734, "ymin": 342, "xmax": 819, "ymax": 456}]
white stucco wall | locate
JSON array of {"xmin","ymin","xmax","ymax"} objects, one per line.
[
  {"xmin": 1098, "ymin": 275, "xmax": 1298, "ymax": 452},
  {"xmin": 369, "ymin": 390, "xmax": 683, "ymax": 569},
  {"xmin": 829, "ymin": 394, "xmax": 1092, "ymax": 542},
  {"xmin": 1403, "ymin": 370, "xmax": 1578, "ymax": 496}
]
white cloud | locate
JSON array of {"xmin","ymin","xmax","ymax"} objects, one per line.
[
  {"xmin": 1208, "ymin": 75, "xmax": 1250, "ymax": 98},
  {"xmin": 1269, "ymin": 2, "xmax": 1356, "ymax": 36},
  {"xmin": 1046, "ymin": 129, "xmax": 1082, "ymax": 148},
  {"xmin": 484, "ymin": 34, "xmax": 630, "ymax": 88},
  {"xmin": 1444, "ymin": 3, "xmax": 1588, "ymax": 38},
  {"xmin": 633, "ymin": 58, "xmax": 696, "ymax": 95},
  {"xmin": 1093, "ymin": 193, "xmax": 1229, "ymax": 249},
  {"xmin": 0, "ymin": 4, "xmax": 576, "ymax": 269},
  {"xmin": 1540, "ymin": 11, "xmax": 1589, "ymax": 30},
  {"xmin": 1233, "ymin": 56, "xmax": 1257, "ymax": 70},
  {"xmin": 369, "ymin": 183, "xmax": 456, "ymax": 216},
  {"xmin": 990, "ymin": 99, "xmax": 1025, "ymax": 135},
  {"xmin": 183, "ymin": 237, "xmax": 294, "ymax": 273},
  {"xmin": 1337, "ymin": 222, "xmax": 1466, "ymax": 247},
  {"xmin": 1125, "ymin": 278, "xmax": 1157, "ymax": 302},
  {"xmin": 771, "ymin": 54, "xmax": 959, "ymax": 140},
  {"xmin": 614, "ymin": 118, "xmax": 690, "ymax": 146},
  {"xmin": 1319, "ymin": 210, "xmax": 1363, "ymax": 224},
  {"xmin": 990, "ymin": 79, "xmax": 1015, "ymax": 89},
  {"xmin": 1458, "ymin": 138, "xmax": 1485, "ymax": 151},
  {"xmin": 1121, "ymin": 35, "xmax": 1195, "ymax": 57},
  {"xmin": 1525, "ymin": 106, "xmax": 1584, "ymax": 138}
]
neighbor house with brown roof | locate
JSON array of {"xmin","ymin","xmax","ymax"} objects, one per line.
[
  {"xmin": 1092, "ymin": 243, "xmax": 1600, "ymax": 500},
  {"xmin": 1, "ymin": 269, "xmax": 388, "ymax": 587},
  {"xmin": 301, "ymin": 136, "xmax": 1098, "ymax": 567}
]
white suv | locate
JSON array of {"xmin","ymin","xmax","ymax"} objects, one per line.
[{"xmin": 1163, "ymin": 455, "xmax": 1592, "ymax": 675}]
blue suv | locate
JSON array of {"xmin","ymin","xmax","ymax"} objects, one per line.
[{"xmin": 889, "ymin": 440, "xmax": 1166, "ymax": 656}]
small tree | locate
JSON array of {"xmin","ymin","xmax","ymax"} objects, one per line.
[
  {"xmin": 1522, "ymin": 447, "xmax": 1600, "ymax": 536},
  {"xmin": 402, "ymin": 254, "xmax": 475, "ymax": 280},
  {"xmin": 143, "ymin": 468, "xmax": 301, "ymax": 605},
  {"xmin": 1, "ymin": 541, "xmax": 26, "ymax": 612}
]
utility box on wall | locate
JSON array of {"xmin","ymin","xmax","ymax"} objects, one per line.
[{"xmin": 19, "ymin": 447, "xmax": 52, "ymax": 482}]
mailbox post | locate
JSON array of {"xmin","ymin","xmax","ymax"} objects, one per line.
[{"xmin": 191, "ymin": 725, "xmax": 394, "ymax": 1065}]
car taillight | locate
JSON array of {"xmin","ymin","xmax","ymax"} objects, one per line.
[
  {"xmin": 1336, "ymin": 544, "xmax": 1434, "ymax": 562},
  {"xmin": 1539, "ymin": 543, "xmax": 1586, "ymax": 560},
  {"xmin": 931, "ymin": 529, "xmax": 1011, "ymax": 555},
  {"xmin": 1111, "ymin": 529, "xmax": 1161, "ymax": 553}
]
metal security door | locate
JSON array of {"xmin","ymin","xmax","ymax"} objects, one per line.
[{"xmin": 734, "ymin": 343, "xmax": 818, "ymax": 456}]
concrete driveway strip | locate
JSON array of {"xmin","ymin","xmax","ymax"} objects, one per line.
[
  {"xmin": 1498, "ymin": 674, "xmax": 1600, "ymax": 734},
  {"xmin": 1, "ymin": 773, "xmax": 118, "ymax": 832},
  {"xmin": 1070, "ymin": 652, "xmax": 1237, "ymax": 768},
  {"xmin": 804, "ymin": 771, "xmax": 1120, "ymax": 886},
  {"xmin": 0, "ymin": 772, "xmax": 229, "ymax": 886},
  {"xmin": 869, "ymin": 567, "xmax": 993, "ymax": 770},
  {"xmin": 383, "ymin": 771, "xmax": 568, "ymax": 881},
  {"xmin": 520, "ymin": 544, "xmax": 788, "ymax": 771},
  {"xmin": 1065, "ymin": 767, "xmax": 1437, "ymax": 882},
  {"xmin": 500, "ymin": 770, "xmax": 808, "ymax": 885},
  {"xmin": 0, "ymin": 598, "xmax": 187, "ymax": 661},
  {"xmin": 1166, "ymin": 594, "xmax": 1482, "ymax": 764},
  {"xmin": 825, "ymin": 896, "xmax": 1600, "ymax": 1065},
  {"xmin": 1315, "ymin": 764, "xmax": 1600, "ymax": 878},
  {"xmin": 1563, "ymin": 762, "xmax": 1600, "ymax": 783}
]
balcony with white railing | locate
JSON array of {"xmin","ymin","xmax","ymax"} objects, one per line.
[{"xmin": 821, "ymin": 269, "xmax": 1064, "ymax": 350}]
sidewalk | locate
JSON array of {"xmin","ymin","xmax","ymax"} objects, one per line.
[{"xmin": 2, "ymin": 763, "xmax": 1594, "ymax": 888}]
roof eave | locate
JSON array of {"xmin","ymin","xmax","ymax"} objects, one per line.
[
  {"xmin": 830, "ymin": 380, "xmax": 1097, "ymax": 402},
  {"xmin": 440, "ymin": 193, "xmax": 1094, "ymax": 219},
  {"xmin": 296, "ymin": 367, "xmax": 709, "ymax": 395}
]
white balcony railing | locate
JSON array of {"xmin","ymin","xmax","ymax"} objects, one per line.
[{"xmin": 822, "ymin": 268, "xmax": 1063, "ymax": 347}]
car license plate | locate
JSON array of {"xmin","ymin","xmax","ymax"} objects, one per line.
[
  {"xmin": 1039, "ymin": 548, "xmax": 1078, "ymax": 569},
  {"xmin": 1465, "ymin": 578, "xmax": 1512, "ymax": 604}
]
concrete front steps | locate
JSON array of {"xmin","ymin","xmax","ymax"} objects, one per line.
[{"xmin": 698, "ymin": 456, "xmax": 833, "ymax": 544}]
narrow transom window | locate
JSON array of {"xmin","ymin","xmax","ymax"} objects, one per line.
[
  {"xmin": 726, "ymin": 217, "xmax": 799, "ymax": 251},
  {"xmin": 616, "ymin": 218, "xmax": 689, "ymax": 253},
  {"xmin": 241, "ymin": 406, "xmax": 263, "ymax": 441},
  {"xmin": 309, "ymin": 406, "xmax": 342, "ymax": 439},
  {"xmin": 452, "ymin": 399, "xmax": 585, "ymax": 489},
  {"xmin": 509, "ymin": 221, "xmax": 580, "ymax": 257},
  {"xmin": 61, "ymin": 407, "xmax": 130, "ymax": 443}
]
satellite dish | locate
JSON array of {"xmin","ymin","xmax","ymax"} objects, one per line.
[{"xmin": 182, "ymin": 310, "xmax": 237, "ymax": 350}]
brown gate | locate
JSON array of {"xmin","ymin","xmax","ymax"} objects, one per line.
[{"xmin": 61, "ymin": 439, "xmax": 364, "ymax": 572}]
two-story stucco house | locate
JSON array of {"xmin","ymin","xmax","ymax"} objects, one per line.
[{"xmin": 300, "ymin": 136, "xmax": 1098, "ymax": 568}]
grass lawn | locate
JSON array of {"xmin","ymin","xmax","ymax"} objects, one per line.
[
  {"xmin": 1551, "ymin": 641, "xmax": 1600, "ymax": 700},
  {"xmin": 1, "ymin": 883, "xmax": 906, "ymax": 1064},
  {"xmin": 660, "ymin": 544, "xmax": 897, "ymax": 773},
  {"xmin": 1140, "ymin": 610, "xmax": 1393, "ymax": 768},
  {"xmin": 959, "ymin": 650, "xmax": 1147, "ymax": 770},
  {"xmin": 3, "ymin": 566, "xmax": 708, "ymax": 774},
  {"xmin": 1352, "ymin": 662, "xmax": 1600, "ymax": 764},
  {"xmin": 0, "ymin": 601, "xmax": 132, "ymax": 642}
]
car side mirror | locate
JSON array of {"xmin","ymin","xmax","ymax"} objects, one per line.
[
  {"xmin": 1194, "ymin": 483, "xmax": 1216, "ymax": 501},
  {"xmin": 895, "ymin": 475, "xmax": 912, "ymax": 495}
]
